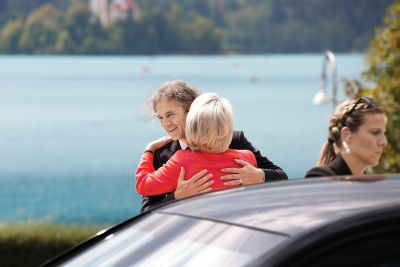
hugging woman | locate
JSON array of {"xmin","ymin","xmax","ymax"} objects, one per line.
[{"xmin": 136, "ymin": 80, "xmax": 287, "ymax": 212}]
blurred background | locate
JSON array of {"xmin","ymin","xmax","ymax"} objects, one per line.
[{"xmin": 0, "ymin": 0, "xmax": 397, "ymax": 224}]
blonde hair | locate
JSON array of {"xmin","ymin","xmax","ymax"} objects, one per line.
[
  {"xmin": 317, "ymin": 97, "xmax": 385, "ymax": 166},
  {"xmin": 185, "ymin": 93, "xmax": 233, "ymax": 153}
]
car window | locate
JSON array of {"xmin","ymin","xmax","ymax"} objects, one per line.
[
  {"xmin": 281, "ymin": 214, "xmax": 400, "ymax": 267},
  {"xmin": 302, "ymin": 225, "xmax": 400, "ymax": 267},
  {"xmin": 60, "ymin": 213, "xmax": 288, "ymax": 267}
]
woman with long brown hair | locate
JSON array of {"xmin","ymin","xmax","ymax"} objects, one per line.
[{"xmin": 306, "ymin": 97, "xmax": 387, "ymax": 177}]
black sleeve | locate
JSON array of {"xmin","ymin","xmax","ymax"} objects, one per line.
[
  {"xmin": 305, "ymin": 166, "xmax": 336, "ymax": 178},
  {"xmin": 140, "ymin": 193, "xmax": 175, "ymax": 213},
  {"xmin": 231, "ymin": 131, "xmax": 288, "ymax": 182}
]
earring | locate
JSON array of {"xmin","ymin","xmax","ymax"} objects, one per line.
[{"xmin": 342, "ymin": 141, "xmax": 351, "ymax": 154}]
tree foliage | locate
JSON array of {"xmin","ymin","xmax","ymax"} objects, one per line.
[
  {"xmin": 18, "ymin": 4, "xmax": 62, "ymax": 53},
  {"xmin": 0, "ymin": 17, "xmax": 24, "ymax": 53},
  {"xmin": 0, "ymin": 0, "xmax": 394, "ymax": 54},
  {"xmin": 345, "ymin": 0, "xmax": 400, "ymax": 172},
  {"xmin": 0, "ymin": 0, "xmax": 224, "ymax": 54}
]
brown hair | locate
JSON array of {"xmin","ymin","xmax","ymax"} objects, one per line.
[
  {"xmin": 317, "ymin": 97, "xmax": 385, "ymax": 166},
  {"xmin": 148, "ymin": 80, "xmax": 200, "ymax": 116}
]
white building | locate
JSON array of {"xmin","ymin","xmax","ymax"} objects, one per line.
[
  {"xmin": 90, "ymin": 0, "xmax": 110, "ymax": 26},
  {"xmin": 110, "ymin": 0, "xmax": 141, "ymax": 21},
  {"xmin": 90, "ymin": 0, "xmax": 140, "ymax": 26}
]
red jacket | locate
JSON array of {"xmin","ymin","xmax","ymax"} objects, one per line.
[{"xmin": 136, "ymin": 149, "xmax": 257, "ymax": 196}]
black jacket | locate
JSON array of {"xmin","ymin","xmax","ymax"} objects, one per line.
[
  {"xmin": 140, "ymin": 130, "xmax": 287, "ymax": 212},
  {"xmin": 305, "ymin": 154, "xmax": 352, "ymax": 178}
]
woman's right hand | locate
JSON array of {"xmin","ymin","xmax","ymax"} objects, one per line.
[
  {"xmin": 174, "ymin": 167, "xmax": 214, "ymax": 200},
  {"xmin": 145, "ymin": 136, "xmax": 173, "ymax": 152}
]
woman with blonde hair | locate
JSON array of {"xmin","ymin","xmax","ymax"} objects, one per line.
[
  {"xmin": 136, "ymin": 93, "xmax": 257, "ymax": 195},
  {"xmin": 305, "ymin": 96, "xmax": 387, "ymax": 177}
]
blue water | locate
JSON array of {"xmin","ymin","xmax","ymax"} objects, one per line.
[{"xmin": 0, "ymin": 54, "xmax": 366, "ymax": 223}]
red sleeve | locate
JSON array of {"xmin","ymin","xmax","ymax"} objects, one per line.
[
  {"xmin": 243, "ymin": 150, "xmax": 258, "ymax": 168},
  {"xmin": 135, "ymin": 151, "xmax": 184, "ymax": 196},
  {"xmin": 249, "ymin": 151, "xmax": 258, "ymax": 168}
]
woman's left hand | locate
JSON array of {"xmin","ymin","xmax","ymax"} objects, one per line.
[
  {"xmin": 220, "ymin": 159, "xmax": 265, "ymax": 186},
  {"xmin": 145, "ymin": 136, "xmax": 173, "ymax": 152}
]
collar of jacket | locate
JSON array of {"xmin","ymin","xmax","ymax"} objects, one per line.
[
  {"xmin": 169, "ymin": 140, "xmax": 182, "ymax": 153},
  {"xmin": 330, "ymin": 154, "xmax": 353, "ymax": 175}
]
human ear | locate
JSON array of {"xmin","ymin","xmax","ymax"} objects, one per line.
[{"xmin": 340, "ymin": 127, "xmax": 352, "ymax": 143}]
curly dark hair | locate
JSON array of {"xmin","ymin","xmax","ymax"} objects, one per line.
[{"xmin": 148, "ymin": 80, "xmax": 200, "ymax": 116}]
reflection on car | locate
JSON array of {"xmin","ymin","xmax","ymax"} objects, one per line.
[{"xmin": 43, "ymin": 175, "xmax": 400, "ymax": 267}]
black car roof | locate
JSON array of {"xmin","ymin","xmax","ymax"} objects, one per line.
[
  {"xmin": 155, "ymin": 175, "xmax": 400, "ymax": 237},
  {"xmin": 42, "ymin": 175, "xmax": 400, "ymax": 267}
]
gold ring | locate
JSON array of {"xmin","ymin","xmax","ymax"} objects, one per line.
[{"xmin": 239, "ymin": 179, "xmax": 243, "ymax": 185}]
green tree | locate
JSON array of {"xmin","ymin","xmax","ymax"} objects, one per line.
[
  {"xmin": 135, "ymin": 2, "xmax": 224, "ymax": 54},
  {"xmin": 156, "ymin": 4, "xmax": 224, "ymax": 54},
  {"xmin": 61, "ymin": 0, "xmax": 105, "ymax": 54},
  {"xmin": 0, "ymin": 0, "xmax": 395, "ymax": 54},
  {"xmin": 346, "ymin": 0, "xmax": 400, "ymax": 172},
  {"xmin": 179, "ymin": 10, "xmax": 224, "ymax": 53},
  {"xmin": 18, "ymin": 4, "xmax": 62, "ymax": 53},
  {"xmin": 0, "ymin": 17, "xmax": 24, "ymax": 53},
  {"xmin": 110, "ymin": 16, "xmax": 158, "ymax": 54}
]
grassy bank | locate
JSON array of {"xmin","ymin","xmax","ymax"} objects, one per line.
[{"xmin": 0, "ymin": 221, "xmax": 106, "ymax": 267}]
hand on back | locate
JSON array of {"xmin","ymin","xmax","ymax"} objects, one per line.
[
  {"xmin": 174, "ymin": 167, "xmax": 214, "ymax": 200},
  {"xmin": 220, "ymin": 159, "xmax": 265, "ymax": 186}
]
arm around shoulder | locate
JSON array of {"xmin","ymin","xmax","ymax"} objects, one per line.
[{"xmin": 135, "ymin": 152, "xmax": 181, "ymax": 195}]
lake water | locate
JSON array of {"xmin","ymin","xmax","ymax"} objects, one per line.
[{"xmin": 0, "ymin": 54, "xmax": 366, "ymax": 223}]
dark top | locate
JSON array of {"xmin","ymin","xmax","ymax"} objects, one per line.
[
  {"xmin": 140, "ymin": 130, "xmax": 287, "ymax": 213},
  {"xmin": 305, "ymin": 154, "xmax": 353, "ymax": 178}
]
